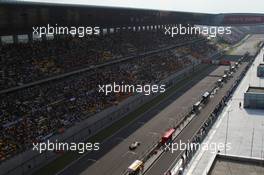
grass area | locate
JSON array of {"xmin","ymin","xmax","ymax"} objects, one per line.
[{"xmin": 33, "ymin": 64, "xmax": 211, "ymax": 175}]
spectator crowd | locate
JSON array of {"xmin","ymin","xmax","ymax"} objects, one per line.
[
  {"xmin": 0, "ymin": 30, "xmax": 218, "ymax": 162},
  {"xmin": 0, "ymin": 31, "xmax": 201, "ymax": 90}
]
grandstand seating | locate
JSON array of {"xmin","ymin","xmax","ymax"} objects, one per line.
[
  {"xmin": 0, "ymin": 31, "xmax": 201, "ymax": 90},
  {"xmin": 0, "ymin": 31, "xmax": 218, "ymax": 162},
  {"xmin": 218, "ymin": 27, "xmax": 247, "ymax": 44}
]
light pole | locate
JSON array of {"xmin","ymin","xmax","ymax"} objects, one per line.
[{"xmin": 225, "ymin": 109, "xmax": 233, "ymax": 155}]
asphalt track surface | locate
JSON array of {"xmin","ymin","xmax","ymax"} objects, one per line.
[
  {"xmin": 144, "ymin": 62, "xmax": 248, "ymax": 175},
  {"xmin": 57, "ymin": 64, "xmax": 231, "ymax": 175}
]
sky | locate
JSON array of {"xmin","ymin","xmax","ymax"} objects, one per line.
[{"xmin": 6, "ymin": 0, "xmax": 264, "ymax": 14}]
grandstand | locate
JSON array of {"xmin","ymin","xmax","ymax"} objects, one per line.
[
  {"xmin": 0, "ymin": 30, "xmax": 218, "ymax": 163},
  {"xmin": 218, "ymin": 26, "xmax": 247, "ymax": 44},
  {"xmin": 0, "ymin": 32, "xmax": 202, "ymax": 90},
  {"xmin": 0, "ymin": 1, "xmax": 264, "ymax": 175}
]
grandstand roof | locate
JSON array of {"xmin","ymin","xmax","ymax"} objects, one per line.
[
  {"xmin": 0, "ymin": 1, "xmax": 215, "ymax": 35},
  {"xmin": 0, "ymin": 1, "xmax": 264, "ymax": 35},
  {"xmin": 247, "ymin": 86, "xmax": 264, "ymax": 94}
]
